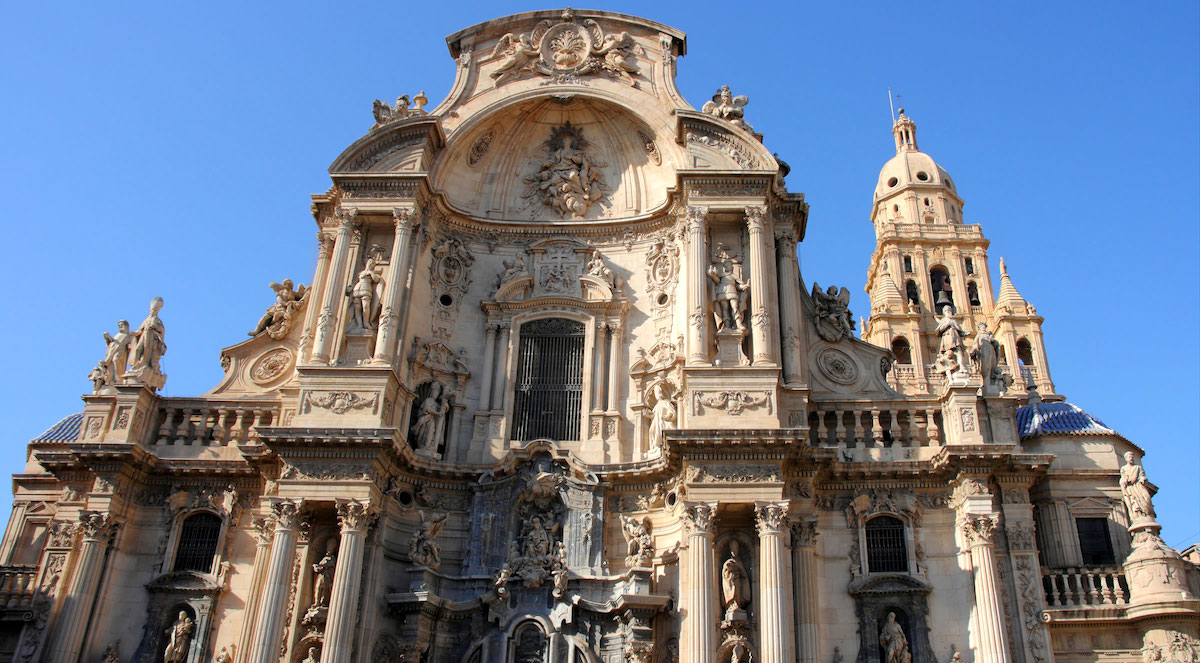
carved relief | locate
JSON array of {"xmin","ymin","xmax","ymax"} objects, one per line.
[
  {"xmin": 619, "ymin": 515, "xmax": 654, "ymax": 567},
  {"xmin": 637, "ymin": 129, "xmax": 661, "ymax": 165},
  {"xmin": 409, "ymin": 510, "xmax": 447, "ymax": 569},
  {"xmin": 817, "ymin": 348, "xmax": 859, "ymax": 385},
  {"xmin": 523, "ymin": 122, "xmax": 609, "ymax": 219},
  {"xmin": 1014, "ymin": 555, "xmax": 1049, "ymax": 663},
  {"xmin": 249, "ymin": 280, "xmax": 308, "ymax": 339},
  {"xmin": 960, "ymin": 515, "xmax": 998, "ymax": 547},
  {"xmin": 811, "ymin": 284, "xmax": 855, "ymax": 342},
  {"xmin": 686, "ymin": 464, "xmax": 780, "ymax": 483},
  {"xmin": 430, "ymin": 235, "xmax": 475, "ymax": 339},
  {"xmin": 249, "ymin": 348, "xmax": 294, "ymax": 385},
  {"xmin": 701, "ymin": 85, "xmax": 752, "ymax": 131},
  {"xmin": 1006, "ymin": 522, "xmax": 1037, "ymax": 551},
  {"xmin": 468, "ymin": 130, "xmax": 494, "ymax": 166},
  {"xmin": 301, "ymin": 390, "xmax": 380, "ymax": 415},
  {"xmin": 486, "ymin": 10, "xmax": 640, "ymax": 87},
  {"xmin": 693, "ymin": 390, "xmax": 771, "ymax": 416}
]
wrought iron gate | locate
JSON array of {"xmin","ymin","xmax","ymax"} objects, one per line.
[{"xmin": 512, "ymin": 318, "xmax": 584, "ymax": 441}]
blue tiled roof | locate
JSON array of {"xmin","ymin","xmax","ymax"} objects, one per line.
[
  {"xmin": 32, "ymin": 412, "xmax": 83, "ymax": 443},
  {"xmin": 1015, "ymin": 401, "xmax": 1117, "ymax": 439}
]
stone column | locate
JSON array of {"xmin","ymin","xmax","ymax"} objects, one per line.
[
  {"xmin": 321, "ymin": 499, "xmax": 377, "ymax": 663},
  {"xmin": 607, "ymin": 322, "xmax": 624, "ymax": 412},
  {"xmin": 299, "ymin": 231, "xmax": 336, "ymax": 363},
  {"xmin": 491, "ymin": 325, "xmax": 511, "ymax": 414},
  {"xmin": 774, "ymin": 226, "xmax": 802, "ymax": 384},
  {"xmin": 371, "ymin": 207, "xmax": 418, "ymax": 364},
  {"xmin": 790, "ymin": 519, "xmax": 820, "ymax": 663},
  {"xmin": 745, "ymin": 206, "xmax": 776, "ymax": 366},
  {"xmin": 247, "ymin": 499, "xmax": 304, "ymax": 663},
  {"xmin": 682, "ymin": 502, "xmax": 717, "ymax": 663},
  {"xmin": 478, "ymin": 324, "xmax": 497, "ymax": 411},
  {"xmin": 311, "ymin": 208, "xmax": 358, "ymax": 364},
  {"xmin": 236, "ymin": 517, "xmax": 275, "ymax": 663},
  {"xmin": 45, "ymin": 512, "xmax": 117, "ymax": 663},
  {"xmin": 685, "ymin": 206, "xmax": 710, "ymax": 364},
  {"xmin": 755, "ymin": 502, "xmax": 793, "ymax": 663},
  {"xmin": 961, "ymin": 515, "xmax": 1011, "ymax": 663},
  {"xmin": 592, "ymin": 322, "xmax": 608, "ymax": 411}
]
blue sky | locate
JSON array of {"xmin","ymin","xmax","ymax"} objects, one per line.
[{"xmin": 1, "ymin": 2, "xmax": 1196, "ymax": 546}]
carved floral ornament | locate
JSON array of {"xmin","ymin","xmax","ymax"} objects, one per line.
[
  {"xmin": 486, "ymin": 10, "xmax": 641, "ymax": 87},
  {"xmin": 685, "ymin": 464, "xmax": 780, "ymax": 484},
  {"xmin": 754, "ymin": 502, "xmax": 788, "ymax": 534},
  {"xmin": 249, "ymin": 348, "xmax": 294, "ymax": 385},
  {"xmin": 693, "ymin": 390, "xmax": 771, "ymax": 416},
  {"xmin": 683, "ymin": 502, "xmax": 717, "ymax": 534},
  {"xmin": 301, "ymin": 390, "xmax": 380, "ymax": 415},
  {"xmin": 960, "ymin": 514, "xmax": 998, "ymax": 547}
]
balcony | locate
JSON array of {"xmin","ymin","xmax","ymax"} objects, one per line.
[
  {"xmin": 808, "ymin": 401, "xmax": 944, "ymax": 448},
  {"xmin": 0, "ymin": 565, "xmax": 37, "ymax": 610},
  {"xmin": 151, "ymin": 398, "xmax": 281, "ymax": 447},
  {"xmin": 1042, "ymin": 566, "xmax": 1128, "ymax": 608}
]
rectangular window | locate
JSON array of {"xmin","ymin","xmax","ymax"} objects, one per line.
[
  {"xmin": 512, "ymin": 319, "xmax": 585, "ymax": 442},
  {"xmin": 964, "ymin": 257, "xmax": 975, "ymax": 275},
  {"xmin": 903, "ymin": 256, "xmax": 913, "ymax": 273},
  {"xmin": 1076, "ymin": 517, "xmax": 1115, "ymax": 565}
]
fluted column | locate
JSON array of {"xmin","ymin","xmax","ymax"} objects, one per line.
[
  {"xmin": 491, "ymin": 325, "xmax": 512, "ymax": 414},
  {"xmin": 236, "ymin": 517, "xmax": 275, "ymax": 663},
  {"xmin": 299, "ymin": 231, "xmax": 336, "ymax": 363},
  {"xmin": 745, "ymin": 206, "xmax": 775, "ymax": 365},
  {"xmin": 774, "ymin": 226, "xmax": 803, "ymax": 384},
  {"xmin": 607, "ymin": 321, "xmax": 623, "ymax": 412},
  {"xmin": 478, "ymin": 323, "xmax": 498, "ymax": 411},
  {"xmin": 682, "ymin": 502, "xmax": 717, "ymax": 663},
  {"xmin": 685, "ymin": 206, "xmax": 710, "ymax": 364},
  {"xmin": 311, "ymin": 208, "xmax": 358, "ymax": 364},
  {"xmin": 371, "ymin": 207, "xmax": 418, "ymax": 364},
  {"xmin": 961, "ymin": 515, "xmax": 1011, "ymax": 663},
  {"xmin": 790, "ymin": 519, "xmax": 820, "ymax": 663},
  {"xmin": 45, "ymin": 512, "xmax": 117, "ymax": 663},
  {"xmin": 322, "ymin": 499, "xmax": 377, "ymax": 663},
  {"xmin": 755, "ymin": 503, "xmax": 792, "ymax": 663},
  {"xmin": 592, "ymin": 322, "xmax": 608, "ymax": 410},
  {"xmin": 248, "ymin": 499, "xmax": 304, "ymax": 663}
]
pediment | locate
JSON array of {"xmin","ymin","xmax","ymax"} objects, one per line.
[
  {"xmin": 329, "ymin": 116, "xmax": 445, "ymax": 174},
  {"xmin": 849, "ymin": 572, "xmax": 931, "ymax": 596}
]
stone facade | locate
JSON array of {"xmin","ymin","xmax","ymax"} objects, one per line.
[{"xmin": 2, "ymin": 9, "xmax": 1197, "ymax": 663}]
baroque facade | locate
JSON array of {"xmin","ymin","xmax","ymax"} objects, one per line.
[{"xmin": 3, "ymin": 9, "xmax": 1197, "ymax": 663}]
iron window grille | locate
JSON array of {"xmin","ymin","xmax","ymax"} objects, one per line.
[
  {"xmin": 172, "ymin": 512, "xmax": 222, "ymax": 573},
  {"xmin": 512, "ymin": 318, "xmax": 585, "ymax": 442},
  {"xmin": 865, "ymin": 515, "xmax": 909, "ymax": 573}
]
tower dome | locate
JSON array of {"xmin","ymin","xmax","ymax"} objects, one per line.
[{"xmin": 871, "ymin": 110, "xmax": 962, "ymax": 225}]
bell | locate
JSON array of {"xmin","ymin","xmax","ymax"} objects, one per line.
[{"xmin": 935, "ymin": 290, "xmax": 953, "ymax": 313}]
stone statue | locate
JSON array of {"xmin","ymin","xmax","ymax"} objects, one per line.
[
  {"xmin": 879, "ymin": 612, "xmax": 911, "ymax": 663},
  {"xmin": 551, "ymin": 541, "xmax": 569, "ymax": 599},
  {"xmin": 620, "ymin": 514, "xmax": 654, "ymax": 567},
  {"xmin": 811, "ymin": 283, "xmax": 855, "ymax": 342},
  {"xmin": 310, "ymin": 538, "xmax": 338, "ymax": 609},
  {"xmin": 129, "ymin": 298, "xmax": 167, "ymax": 374},
  {"xmin": 162, "ymin": 610, "xmax": 194, "ymax": 663},
  {"xmin": 214, "ymin": 645, "xmax": 235, "ymax": 663},
  {"xmin": 526, "ymin": 124, "xmax": 607, "ymax": 218},
  {"xmin": 411, "ymin": 383, "xmax": 448, "ymax": 456},
  {"xmin": 100, "ymin": 642, "xmax": 120, "ymax": 663},
  {"xmin": 1120, "ymin": 451, "xmax": 1157, "ymax": 521},
  {"xmin": 372, "ymin": 96, "xmax": 412, "ymax": 126},
  {"xmin": 971, "ymin": 322, "xmax": 1008, "ymax": 395},
  {"xmin": 488, "ymin": 33, "xmax": 540, "ymax": 86},
  {"xmin": 708, "ymin": 247, "xmax": 749, "ymax": 331},
  {"xmin": 647, "ymin": 383, "xmax": 676, "ymax": 458},
  {"xmin": 832, "ymin": 647, "xmax": 844, "ymax": 663},
  {"xmin": 948, "ymin": 652, "xmax": 964, "ymax": 663},
  {"xmin": 249, "ymin": 279, "xmax": 307, "ymax": 338},
  {"xmin": 523, "ymin": 516, "xmax": 552, "ymax": 558},
  {"xmin": 701, "ymin": 85, "xmax": 752, "ymax": 131},
  {"xmin": 586, "ymin": 249, "xmax": 615, "ymax": 286},
  {"xmin": 498, "ymin": 252, "xmax": 528, "ymax": 288},
  {"xmin": 935, "ymin": 305, "xmax": 967, "ymax": 378},
  {"xmin": 721, "ymin": 541, "xmax": 750, "ymax": 618},
  {"xmin": 347, "ymin": 257, "xmax": 384, "ymax": 330},
  {"xmin": 89, "ymin": 363, "xmax": 109, "ymax": 394},
  {"xmin": 300, "ymin": 646, "xmax": 320, "ymax": 663},
  {"xmin": 409, "ymin": 510, "xmax": 448, "ymax": 570},
  {"xmin": 100, "ymin": 319, "xmax": 133, "ymax": 387}
]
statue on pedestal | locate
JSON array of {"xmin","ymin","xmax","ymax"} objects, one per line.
[
  {"xmin": 721, "ymin": 541, "xmax": 750, "ymax": 620},
  {"xmin": 1119, "ymin": 451, "xmax": 1157, "ymax": 521},
  {"xmin": 411, "ymin": 383, "xmax": 448, "ymax": 457},
  {"xmin": 129, "ymin": 298, "xmax": 167, "ymax": 374},
  {"xmin": 100, "ymin": 319, "xmax": 132, "ymax": 388},
  {"xmin": 879, "ymin": 612, "xmax": 911, "ymax": 663},
  {"xmin": 708, "ymin": 246, "xmax": 749, "ymax": 332},
  {"xmin": 162, "ymin": 610, "xmax": 194, "ymax": 663},
  {"xmin": 620, "ymin": 514, "xmax": 654, "ymax": 567},
  {"xmin": 586, "ymin": 249, "xmax": 615, "ymax": 286},
  {"xmin": 310, "ymin": 539, "xmax": 338, "ymax": 612},
  {"xmin": 647, "ymin": 383, "xmax": 676, "ymax": 458},
  {"xmin": 970, "ymin": 322, "xmax": 1010, "ymax": 395},
  {"xmin": 935, "ymin": 305, "xmax": 966, "ymax": 380},
  {"xmin": 812, "ymin": 283, "xmax": 855, "ymax": 342},
  {"xmin": 347, "ymin": 257, "xmax": 384, "ymax": 330}
]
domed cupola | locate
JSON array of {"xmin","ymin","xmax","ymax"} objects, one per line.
[{"xmin": 871, "ymin": 109, "xmax": 964, "ymax": 226}]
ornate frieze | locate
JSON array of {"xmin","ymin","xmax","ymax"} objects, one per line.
[
  {"xmin": 486, "ymin": 10, "xmax": 640, "ymax": 87},
  {"xmin": 692, "ymin": 390, "xmax": 771, "ymax": 416},
  {"xmin": 301, "ymin": 390, "xmax": 380, "ymax": 415},
  {"xmin": 1005, "ymin": 521, "xmax": 1037, "ymax": 551},
  {"xmin": 686, "ymin": 464, "xmax": 780, "ymax": 484}
]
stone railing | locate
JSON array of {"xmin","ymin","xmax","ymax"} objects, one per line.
[
  {"xmin": 892, "ymin": 365, "xmax": 916, "ymax": 379},
  {"xmin": 1042, "ymin": 566, "xmax": 1128, "ymax": 607},
  {"xmin": 0, "ymin": 565, "xmax": 37, "ymax": 609},
  {"xmin": 151, "ymin": 399, "xmax": 281, "ymax": 446},
  {"xmin": 808, "ymin": 401, "xmax": 944, "ymax": 448},
  {"xmin": 878, "ymin": 223, "xmax": 984, "ymax": 242},
  {"xmin": 1019, "ymin": 365, "xmax": 1040, "ymax": 382}
]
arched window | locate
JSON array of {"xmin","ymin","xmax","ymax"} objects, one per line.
[
  {"xmin": 865, "ymin": 516, "xmax": 908, "ymax": 573},
  {"xmin": 173, "ymin": 512, "xmax": 222, "ymax": 573},
  {"xmin": 511, "ymin": 621, "xmax": 548, "ymax": 663},
  {"xmin": 967, "ymin": 282, "xmax": 981, "ymax": 306},
  {"xmin": 890, "ymin": 338, "xmax": 912, "ymax": 365},
  {"xmin": 902, "ymin": 255, "xmax": 913, "ymax": 273},
  {"xmin": 928, "ymin": 266, "xmax": 953, "ymax": 312},
  {"xmin": 1016, "ymin": 338, "xmax": 1034, "ymax": 366},
  {"xmin": 905, "ymin": 280, "xmax": 920, "ymax": 307},
  {"xmin": 513, "ymin": 318, "xmax": 585, "ymax": 441}
]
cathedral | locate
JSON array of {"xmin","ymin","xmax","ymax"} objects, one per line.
[{"xmin": 4, "ymin": 9, "xmax": 1198, "ymax": 663}]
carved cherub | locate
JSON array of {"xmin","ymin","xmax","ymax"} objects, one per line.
[
  {"xmin": 409, "ymin": 510, "xmax": 449, "ymax": 569},
  {"xmin": 811, "ymin": 283, "xmax": 854, "ymax": 342},
  {"xmin": 619, "ymin": 514, "xmax": 654, "ymax": 566},
  {"xmin": 250, "ymin": 279, "xmax": 307, "ymax": 338},
  {"xmin": 488, "ymin": 33, "xmax": 540, "ymax": 85},
  {"xmin": 702, "ymin": 85, "xmax": 751, "ymax": 130}
]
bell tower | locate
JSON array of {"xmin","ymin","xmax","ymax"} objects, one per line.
[{"xmin": 863, "ymin": 110, "xmax": 1055, "ymax": 396}]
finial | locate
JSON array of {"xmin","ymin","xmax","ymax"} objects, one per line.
[
  {"xmin": 562, "ymin": 7, "xmax": 574, "ymax": 21},
  {"xmin": 1026, "ymin": 378, "xmax": 1042, "ymax": 405},
  {"xmin": 1000, "ymin": 257, "xmax": 1008, "ymax": 277}
]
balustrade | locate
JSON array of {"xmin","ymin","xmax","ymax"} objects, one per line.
[
  {"xmin": 0, "ymin": 565, "xmax": 37, "ymax": 609},
  {"xmin": 153, "ymin": 400, "xmax": 279, "ymax": 446},
  {"xmin": 809, "ymin": 402, "xmax": 944, "ymax": 448},
  {"xmin": 1041, "ymin": 566, "xmax": 1128, "ymax": 607}
]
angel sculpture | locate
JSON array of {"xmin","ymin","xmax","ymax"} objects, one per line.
[
  {"xmin": 372, "ymin": 95, "xmax": 410, "ymax": 126},
  {"xmin": 702, "ymin": 85, "xmax": 752, "ymax": 131},
  {"xmin": 593, "ymin": 29, "xmax": 639, "ymax": 84},
  {"xmin": 620, "ymin": 514, "xmax": 654, "ymax": 567},
  {"xmin": 488, "ymin": 33, "xmax": 540, "ymax": 86},
  {"xmin": 811, "ymin": 283, "xmax": 855, "ymax": 342},
  {"xmin": 250, "ymin": 279, "xmax": 308, "ymax": 339},
  {"xmin": 409, "ymin": 510, "xmax": 449, "ymax": 570}
]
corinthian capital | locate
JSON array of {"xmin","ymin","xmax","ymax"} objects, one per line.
[
  {"xmin": 754, "ymin": 501, "xmax": 789, "ymax": 535},
  {"xmin": 960, "ymin": 514, "xmax": 998, "ymax": 547},
  {"xmin": 335, "ymin": 206, "xmax": 359, "ymax": 229},
  {"xmin": 744, "ymin": 205, "xmax": 768, "ymax": 231},
  {"xmin": 790, "ymin": 518, "xmax": 819, "ymax": 549},
  {"xmin": 78, "ymin": 511, "xmax": 118, "ymax": 541},
  {"xmin": 251, "ymin": 515, "xmax": 275, "ymax": 546},
  {"xmin": 684, "ymin": 205, "xmax": 708, "ymax": 233},
  {"xmin": 269, "ymin": 497, "xmax": 305, "ymax": 532},
  {"xmin": 336, "ymin": 498, "xmax": 377, "ymax": 533},
  {"xmin": 683, "ymin": 502, "xmax": 717, "ymax": 535},
  {"xmin": 393, "ymin": 206, "xmax": 418, "ymax": 232}
]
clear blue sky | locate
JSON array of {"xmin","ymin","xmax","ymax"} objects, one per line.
[{"xmin": 1, "ymin": 2, "xmax": 1196, "ymax": 546}]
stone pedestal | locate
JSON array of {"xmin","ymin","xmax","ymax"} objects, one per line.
[
  {"xmin": 123, "ymin": 365, "xmax": 166, "ymax": 391},
  {"xmin": 338, "ymin": 328, "xmax": 376, "ymax": 366},
  {"xmin": 941, "ymin": 383, "xmax": 985, "ymax": 445},
  {"xmin": 1124, "ymin": 521, "xmax": 1198, "ymax": 617},
  {"xmin": 714, "ymin": 328, "xmax": 749, "ymax": 367}
]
